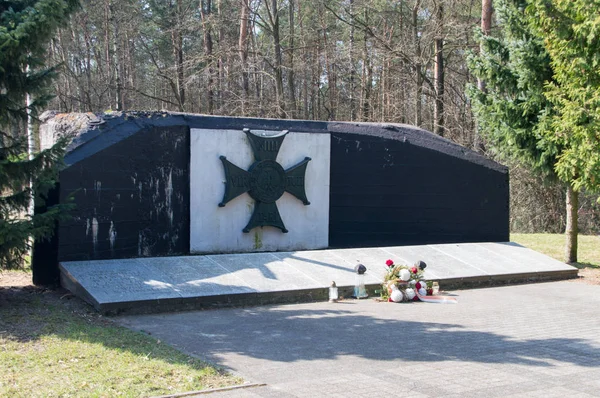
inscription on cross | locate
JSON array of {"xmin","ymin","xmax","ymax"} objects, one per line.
[{"xmin": 218, "ymin": 129, "xmax": 311, "ymax": 233}]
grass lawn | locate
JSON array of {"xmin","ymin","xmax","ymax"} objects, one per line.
[
  {"xmin": 512, "ymin": 233, "xmax": 600, "ymax": 285},
  {"xmin": 0, "ymin": 275, "xmax": 242, "ymax": 397},
  {"xmin": 511, "ymin": 233, "xmax": 600, "ymax": 268}
]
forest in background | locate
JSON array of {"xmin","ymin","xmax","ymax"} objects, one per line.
[{"xmin": 44, "ymin": 0, "xmax": 600, "ymax": 234}]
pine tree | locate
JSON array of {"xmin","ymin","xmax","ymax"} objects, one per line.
[
  {"xmin": 527, "ymin": 1, "xmax": 600, "ymax": 190},
  {"xmin": 469, "ymin": 0, "xmax": 556, "ymax": 177},
  {"xmin": 468, "ymin": 0, "xmax": 566, "ymax": 262},
  {"xmin": 469, "ymin": 0, "xmax": 600, "ymax": 263},
  {"xmin": 0, "ymin": 0, "xmax": 79, "ymax": 269},
  {"xmin": 527, "ymin": 0, "xmax": 600, "ymax": 263}
]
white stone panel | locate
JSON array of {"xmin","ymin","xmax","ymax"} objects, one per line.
[{"xmin": 190, "ymin": 129, "xmax": 330, "ymax": 253}]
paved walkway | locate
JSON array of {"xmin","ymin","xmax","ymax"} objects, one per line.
[
  {"xmin": 117, "ymin": 282, "xmax": 600, "ymax": 398},
  {"xmin": 116, "ymin": 281, "xmax": 600, "ymax": 397}
]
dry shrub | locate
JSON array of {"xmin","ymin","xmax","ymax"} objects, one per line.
[{"xmin": 510, "ymin": 166, "xmax": 600, "ymax": 234}]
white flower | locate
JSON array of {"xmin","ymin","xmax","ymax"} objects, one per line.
[
  {"xmin": 418, "ymin": 288, "xmax": 427, "ymax": 296},
  {"xmin": 405, "ymin": 288, "xmax": 416, "ymax": 300},
  {"xmin": 399, "ymin": 269, "xmax": 411, "ymax": 281},
  {"xmin": 390, "ymin": 289, "xmax": 404, "ymax": 302}
]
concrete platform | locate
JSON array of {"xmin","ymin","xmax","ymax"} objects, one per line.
[{"xmin": 60, "ymin": 242, "xmax": 578, "ymax": 314}]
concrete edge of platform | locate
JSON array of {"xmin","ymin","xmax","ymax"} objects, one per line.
[
  {"xmin": 436, "ymin": 268, "xmax": 579, "ymax": 290},
  {"xmin": 72, "ymin": 268, "xmax": 578, "ymax": 316},
  {"xmin": 59, "ymin": 258, "xmax": 579, "ymax": 316},
  {"xmin": 59, "ymin": 263, "xmax": 101, "ymax": 309},
  {"xmin": 92, "ymin": 284, "xmax": 381, "ymax": 316}
]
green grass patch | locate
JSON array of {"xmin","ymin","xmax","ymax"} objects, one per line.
[
  {"xmin": 0, "ymin": 287, "xmax": 242, "ymax": 397},
  {"xmin": 511, "ymin": 233, "xmax": 600, "ymax": 269}
]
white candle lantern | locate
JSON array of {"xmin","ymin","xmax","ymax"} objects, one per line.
[{"xmin": 329, "ymin": 281, "xmax": 339, "ymax": 302}]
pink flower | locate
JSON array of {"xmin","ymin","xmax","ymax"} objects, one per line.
[
  {"xmin": 411, "ymin": 267, "xmax": 418, "ymax": 274},
  {"xmin": 385, "ymin": 259, "xmax": 394, "ymax": 267}
]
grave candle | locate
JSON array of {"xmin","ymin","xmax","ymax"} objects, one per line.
[
  {"xmin": 353, "ymin": 263, "xmax": 368, "ymax": 299},
  {"xmin": 329, "ymin": 281, "xmax": 338, "ymax": 302}
]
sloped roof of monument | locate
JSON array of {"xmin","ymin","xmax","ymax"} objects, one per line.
[
  {"xmin": 40, "ymin": 111, "xmax": 506, "ymax": 173},
  {"xmin": 327, "ymin": 121, "xmax": 505, "ymax": 172}
]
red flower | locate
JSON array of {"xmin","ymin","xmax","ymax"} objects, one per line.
[
  {"xmin": 415, "ymin": 282, "xmax": 422, "ymax": 290},
  {"xmin": 385, "ymin": 259, "xmax": 394, "ymax": 267},
  {"xmin": 411, "ymin": 267, "xmax": 418, "ymax": 274},
  {"xmin": 427, "ymin": 288, "xmax": 433, "ymax": 296}
]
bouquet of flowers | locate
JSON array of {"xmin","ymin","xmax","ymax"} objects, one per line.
[{"xmin": 382, "ymin": 259, "xmax": 433, "ymax": 302}]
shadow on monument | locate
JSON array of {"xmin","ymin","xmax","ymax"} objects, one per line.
[
  {"xmin": 63, "ymin": 252, "xmax": 374, "ymax": 311},
  {"xmin": 117, "ymin": 306, "xmax": 600, "ymax": 370}
]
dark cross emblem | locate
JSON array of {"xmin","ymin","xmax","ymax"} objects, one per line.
[{"xmin": 219, "ymin": 128, "xmax": 311, "ymax": 233}]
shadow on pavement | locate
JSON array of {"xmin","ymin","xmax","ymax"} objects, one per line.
[{"xmin": 118, "ymin": 305, "xmax": 600, "ymax": 369}]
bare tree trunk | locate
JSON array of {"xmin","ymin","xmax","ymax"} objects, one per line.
[
  {"xmin": 475, "ymin": 0, "xmax": 493, "ymax": 149},
  {"xmin": 412, "ymin": 0, "xmax": 422, "ymax": 127},
  {"xmin": 87, "ymin": 6, "xmax": 106, "ymax": 108},
  {"xmin": 361, "ymin": 8, "xmax": 371, "ymax": 121},
  {"xmin": 122, "ymin": 31, "xmax": 130, "ymax": 110},
  {"xmin": 217, "ymin": 0, "xmax": 224, "ymax": 110},
  {"xmin": 314, "ymin": 44, "xmax": 321, "ymax": 120},
  {"xmin": 26, "ymin": 64, "xmax": 34, "ymax": 218},
  {"xmin": 126, "ymin": 32, "xmax": 136, "ymax": 110},
  {"xmin": 398, "ymin": 1, "xmax": 407, "ymax": 123},
  {"xmin": 56, "ymin": 31, "xmax": 72, "ymax": 111},
  {"xmin": 565, "ymin": 184, "xmax": 578, "ymax": 264},
  {"xmin": 170, "ymin": 0, "xmax": 185, "ymax": 111},
  {"xmin": 379, "ymin": 21, "xmax": 393, "ymax": 121},
  {"xmin": 287, "ymin": 0, "xmax": 297, "ymax": 118},
  {"xmin": 82, "ymin": 18, "xmax": 94, "ymax": 111},
  {"xmin": 322, "ymin": 20, "xmax": 336, "ymax": 120},
  {"xmin": 249, "ymin": 15, "xmax": 263, "ymax": 114},
  {"xmin": 478, "ymin": 0, "xmax": 493, "ymax": 93},
  {"xmin": 239, "ymin": 0, "xmax": 250, "ymax": 114},
  {"xmin": 200, "ymin": 0, "xmax": 214, "ymax": 114},
  {"xmin": 361, "ymin": 42, "xmax": 372, "ymax": 121},
  {"xmin": 104, "ymin": 0, "xmax": 113, "ymax": 110},
  {"xmin": 380, "ymin": 57, "xmax": 385, "ymax": 121},
  {"xmin": 109, "ymin": 2, "xmax": 123, "ymax": 111},
  {"xmin": 267, "ymin": 0, "xmax": 285, "ymax": 118},
  {"xmin": 298, "ymin": 4, "xmax": 309, "ymax": 119},
  {"xmin": 349, "ymin": 0, "xmax": 357, "ymax": 121},
  {"xmin": 433, "ymin": 1, "xmax": 444, "ymax": 136}
]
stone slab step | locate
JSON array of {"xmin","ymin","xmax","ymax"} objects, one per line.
[{"xmin": 60, "ymin": 242, "xmax": 578, "ymax": 315}]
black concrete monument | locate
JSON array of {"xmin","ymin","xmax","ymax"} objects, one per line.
[{"xmin": 33, "ymin": 111, "xmax": 510, "ymax": 286}]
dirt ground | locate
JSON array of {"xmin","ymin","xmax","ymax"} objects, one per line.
[
  {"xmin": 0, "ymin": 273, "xmax": 105, "ymax": 348},
  {"xmin": 0, "ymin": 271, "xmax": 101, "ymax": 332},
  {"xmin": 0, "ymin": 272, "xmax": 32, "ymax": 288},
  {"xmin": 573, "ymin": 267, "xmax": 600, "ymax": 285},
  {"xmin": 0, "ymin": 272, "xmax": 100, "ymax": 336},
  {"xmin": 0, "ymin": 272, "xmax": 34, "ymax": 288}
]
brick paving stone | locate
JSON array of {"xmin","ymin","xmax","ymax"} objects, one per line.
[{"xmin": 117, "ymin": 281, "xmax": 600, "ymax": 397}]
